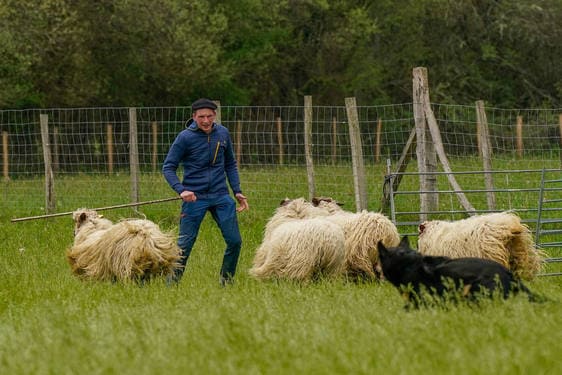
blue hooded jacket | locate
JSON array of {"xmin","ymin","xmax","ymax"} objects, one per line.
[{"xmin": 162, "ymin": 121, "xmax": 241, "ymax": 197}]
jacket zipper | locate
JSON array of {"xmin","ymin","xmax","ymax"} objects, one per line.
[{"xmin": 212, "ymin": 141, "xmax": 220, "ymax": 165}]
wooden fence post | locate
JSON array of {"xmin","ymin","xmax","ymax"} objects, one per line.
[
  {"xmin": 413, "ymin": 67, "xmax": 438, "ymax": 221},
  {"xmin": 40, "ymin": 114, "xmax": 56, "ymax": 213},
  {"xmin": 380, "ymin": 128, "xmax": 416, "ymax": 212},
  {"xmin": 214, "ymin": 100, "xmax": 221, "ymax": 123},
  {"xmin": 476, "ymin": 100, "xmax": 496, "ymax": 210},
  {"xmin": 276, "ymin": 117, "xmax": 284, "ymax": 165},
  {"xmin": 52, "ymin": 127, "xmax": 59, "ymax": 173},
  {"xmin": 304, "ymin": 95, "xmax": 316, "ymax": 200},
  {"xmin": 107, "ymin": 124, "xmax": 114, "ymax": 174},
  {"xmin": 129, "ymin": 108, "xmax": 139, "ymax": 207},
  {"xmin": 558, "ymin": 114, "xmax": 562, "ymax": 167},
  {"xmin": 516, "ymin": 115, "xmax": 524, "ymax": 157},
  {"xmin": 235, "ymin": 120, "xmax": 242, "ymax": 167},
  {"xmin": 151, "ymin": 121, "xmax": 158, "ymax": 172},
  {"xmin": 375, "ymin": 118, "xmax": 382, "ymax": 163},
  {"xmin": 2, "ymin": 131, "xmax": 9, "ymax": 181},
  {"xmin": 424, "ymin": 96, "xmax": 476, "ymax": 214},
  {"xmin": 345, "ymin": 97, "xmax": 368, "ymax": 211},
  {"xmin": 331, "ymin": 117, "xmax": 337, "ymax": 165}
]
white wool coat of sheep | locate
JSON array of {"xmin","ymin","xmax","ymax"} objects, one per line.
[
  {"xmin": 67, "ymin": 209, "xmax": 182, "ymax": 282},
  {"xmin": 417, "ymin": 212, "xmax": 545, "ymax": 280},
  {"xmin": 258, "ymin": 197, "xmax": 401, "ymax": 280},
  {"xmin": 250, "ymin": 198, "xmax": 345, "ymax": 281},
  {"xmin": 250, "ymin": 217, "xmax": 346, "ymax": 281},
  {"xmin": 328, "ymin": 210, "xmax": 401, "ymax": 280},
  {"xmin": 310, "ymin": 197, "xmax": 401, "ymax": 280}
]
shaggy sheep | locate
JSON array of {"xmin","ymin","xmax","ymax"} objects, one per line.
[
  {"xmin": 311, "ymin": 197, "xmax": 402, "ymax": 280},
  {"xmin": 250, "ymin": 198, "xmax": 345, "ymax": 281},
  {"xmin": 250, "ymin": 218, "xmax": 346, "ymax": 281},
  {"xmin": 261, "ymin": 198, "xmax": 331, "ymax": 239},
  {"xmin": 417, "ymin": 212, "xmax": 545, "ymax": 280},
  {"xmin": 67, "ymin": 209, "xmax": 182, "ymax": 282}
]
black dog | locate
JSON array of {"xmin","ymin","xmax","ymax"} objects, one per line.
[{"xmin": 377, "ymin": 236, "xmax": 543, "ymax": 309}]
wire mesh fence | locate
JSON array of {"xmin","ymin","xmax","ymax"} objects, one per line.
[{"xmin": 1, "ymin": 103, "xmax": 561, "ymax": 217}]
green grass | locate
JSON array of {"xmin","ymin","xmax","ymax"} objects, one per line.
[{"xmin": 1, "ymin": 161, "xmax": 562, "ymax": 374}]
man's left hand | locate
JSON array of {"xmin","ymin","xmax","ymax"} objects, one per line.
[{"xmin": 235, "ymin": 193, "xmax": 249, "ymax": 212}]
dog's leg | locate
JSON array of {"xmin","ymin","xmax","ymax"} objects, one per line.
[{"xmin": 513, "ymin": 280, "xmax": 549, "ymax": 303}]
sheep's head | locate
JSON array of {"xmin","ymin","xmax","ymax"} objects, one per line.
[
  {"xmin": 418, "ymin": 220, "xmax": 445, "ymax": 237},
  {"xmin": 72, "ymin": 208, "xmax": 103, "ymax": 236},
  {"xmin": 418, "ymin": 222, "xmax": 427, "ymax": 235},
  {"xmin": 275, "ymin": 198, "xmax": 313, "ymax": 219},
  {"xmin": 311, "ymin": 196, "xmax": 344, "ymax": 214},
  {"xmin": 311, "ymin": 196, "xmax": 343, "ymax": 207}
]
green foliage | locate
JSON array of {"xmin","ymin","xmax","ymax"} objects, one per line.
[{"xmin": 0, "ymin": 0, "xmax": 560, "ymax": 108}]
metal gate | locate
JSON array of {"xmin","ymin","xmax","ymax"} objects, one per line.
[
  {"xmin": 535, "ymin": 169, "xmax": 562, "ymax": 276},
  {"xmin": 383, "ymin": 166, "xmax": 562, "ymax": 277}
]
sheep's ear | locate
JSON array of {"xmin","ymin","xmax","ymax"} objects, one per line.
[
  {"xmin": 79, "ymin": 212, "xmax": 88, "ymax": 223},
  {"xmin": 311, "ymin": 197, "xmax": 320, "ymax": 206},
  {"xmin": 279, "ymin": 198, "xmax": 291, "ymax": 207}
]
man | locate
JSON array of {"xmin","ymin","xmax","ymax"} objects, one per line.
[{"xmin": 162, "ymin": 98, "xmax": 249, "ymax": 286}]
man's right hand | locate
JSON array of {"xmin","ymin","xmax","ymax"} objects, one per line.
[{"xmin": 180, "ymin": 190, "xmax": 197, "ymax": 202}]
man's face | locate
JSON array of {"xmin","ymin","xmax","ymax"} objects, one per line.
[{"xmin": 193, "ymin": 108, "xmax": 216, "ymax": 134}]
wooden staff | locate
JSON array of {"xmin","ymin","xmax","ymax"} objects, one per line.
[{"xmin": 11, "ymin": 196, "xmax": 181, "ymax": 223}]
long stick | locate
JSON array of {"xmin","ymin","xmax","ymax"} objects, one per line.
[{"xmin": 11, "ymin": 196, "xmax": 181, "ymax": 223}]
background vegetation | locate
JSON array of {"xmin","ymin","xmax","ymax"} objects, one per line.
[{"xmin": 1, "ymin": 0, "xmax": 561, "ymax": 108}]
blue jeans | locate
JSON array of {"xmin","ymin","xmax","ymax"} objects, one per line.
[{"xmin": 174, "ymin": 195, "xmax": 242, "ymax": 281}]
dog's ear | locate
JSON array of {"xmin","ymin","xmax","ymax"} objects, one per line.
[
  {"xmin": 377, "ymin": 241, "xmax": 389, "ymax": 257},
  {"xmin": 399, "ymin": 235, "xmax": 410, "ymax": 248}
]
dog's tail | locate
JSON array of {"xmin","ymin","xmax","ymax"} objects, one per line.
[{"xmin": 513, "ymin": 280, "xmax": 549, "ymax": 303}]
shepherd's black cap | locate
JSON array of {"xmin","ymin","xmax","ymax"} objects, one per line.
[{"xmin": 191, "ymin": 98, "xmax": 217, "ymax": 112}]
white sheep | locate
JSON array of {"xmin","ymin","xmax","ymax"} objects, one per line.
[
  {"xmin": 262, "ymin": 198, "xmax": 331, "ymax": 239},
  {"xmin": 417, "ymin": 212, "xmax": 545, "ymax": 280},
  {"xmin": 250, "ymin": 218, "xmax": 346, "ymax": 281},
  {"xmin": 312, "ymin": 197, "xmax": 402, "ymax": 280},
  {"xmin": 67, "ymin": 209, "xmax": 182, "ymax": 282},
  {"xmin": 250, "ymin": 198, "xmax": 345, "ymax": 281}
]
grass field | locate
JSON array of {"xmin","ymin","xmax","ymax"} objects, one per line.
[{"xmin": 1, "ymin": 164, "xmax": 561, "ymax": 374}]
